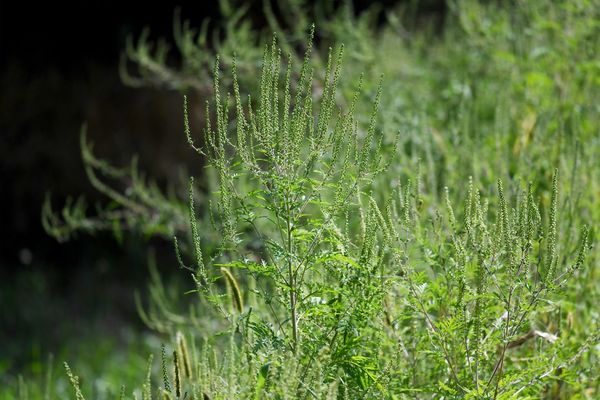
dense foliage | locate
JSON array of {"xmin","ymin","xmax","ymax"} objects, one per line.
[{"xmin": 9, "ymin": 0, "xmax": 600, "ymax": 398}]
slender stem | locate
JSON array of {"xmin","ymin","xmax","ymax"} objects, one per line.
[
  {"xmin": 286, "ymin": 191, "xmax": 299, "ymax": 353},
  {"xmin": 405, "ymin": 274, "xmax": 463, "ymax": 391}
]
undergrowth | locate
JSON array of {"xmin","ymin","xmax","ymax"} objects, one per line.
[{"xmin": 9, "ymin": 0, "xmax": 600, "ymax": 399}]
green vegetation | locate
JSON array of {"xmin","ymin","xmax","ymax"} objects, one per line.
[{"xmin": 8, "ymin": 0, "xmax": 600, "ymax": 398}]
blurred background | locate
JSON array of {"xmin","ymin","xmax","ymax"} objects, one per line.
[{"xmin": 0, "ymin": 0, "xmax": 445, "ymax": 384}]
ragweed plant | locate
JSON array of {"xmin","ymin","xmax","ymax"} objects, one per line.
[
  {"xmin": 377, "ymin": 172, "xmax": 594, "ymax": 398},
  {"xmin": 175, "ymin": 28, "xmax": 398, "ymax": 395},
  {"xmin": 42, "ymin": 128, "xmax": 190, "ymax": 243}
]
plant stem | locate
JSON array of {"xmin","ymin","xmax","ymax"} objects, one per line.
[{"xmin": 286, "ymin": 192, "xmax": 299, "ymax": 353}]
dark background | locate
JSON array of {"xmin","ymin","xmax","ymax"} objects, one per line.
[
  {"xmin": 0, "ymin": 1, "xmax": 224, "ymax": 370},
  {"xmin": 0, "ymin": 0, "xmax": 445, "ymax": 372}
]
